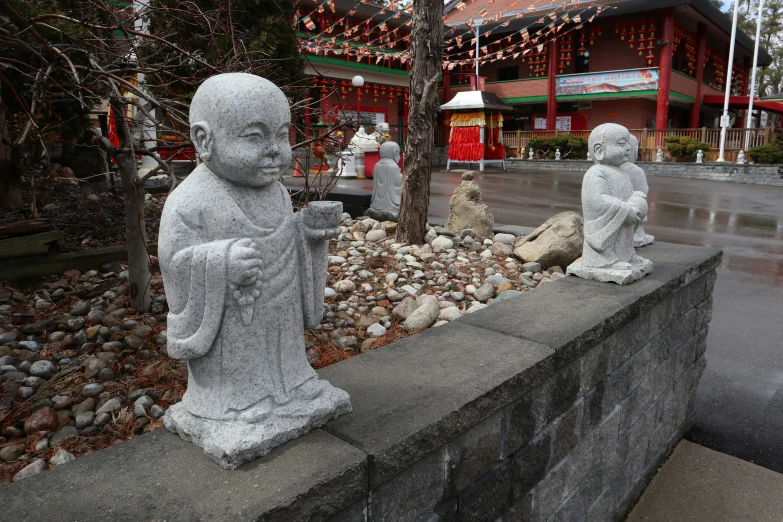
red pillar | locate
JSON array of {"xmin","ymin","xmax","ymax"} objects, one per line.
[
  {"xmin": 546, "ymin": 38, "xmax": 558, "ymax": 131},
  {"xmin": 656, "ymin": 9, "xmax": 675, "ymax": 130},
  {"xmin": 689, "ymin": 22, "xmax": 707, "ymax": 128}
]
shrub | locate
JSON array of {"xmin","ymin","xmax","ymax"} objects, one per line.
[
  {"xmin": 748, "ymin": 138, "xmax": 783, "ymax": 164},
  {"xmin": 663, "ymin": 136, "xmax": 711, "ymax": 162},
  {"xmin": 528, "ymin": 135, "xmax": 588, "ymax": 160}
]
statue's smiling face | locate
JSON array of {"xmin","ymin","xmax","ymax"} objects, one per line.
[{"xmin": 212, "ymin": 94, "xmax": 292, "ymax": 187}]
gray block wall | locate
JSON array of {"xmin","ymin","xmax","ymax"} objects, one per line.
[
  {"xmin": 501, "ymin": 159, "xmax": 783, "ymax": 186},
  {"xmin": 0, "ymin": 242, "xmax": 721, "ymax": 522}
]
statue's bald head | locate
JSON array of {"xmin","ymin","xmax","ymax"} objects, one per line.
[
  {"xmin": 189, "ymin": 73, "xmax": 292, "ymax": 186},
  {"xmin": 190, "ymin": 73, "xmax": 287, "ymax": 131}
]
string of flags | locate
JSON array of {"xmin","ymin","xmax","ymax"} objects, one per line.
[{"xmin": 295, "ymin": 0, "xmax": 613, "ymax": 69}]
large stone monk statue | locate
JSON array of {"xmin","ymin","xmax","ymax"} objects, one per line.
[
  {"xmin": 159, "ymin": 73, "xmax": 351, "ymax": 469},
  {"xmin": 567, "ymin": 123, "xmax": 653, "ymax": 285}
]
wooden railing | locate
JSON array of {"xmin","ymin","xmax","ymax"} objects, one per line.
[{"xmin": 502, "ymin": 127, "xmax": 777, "ymax": 162}]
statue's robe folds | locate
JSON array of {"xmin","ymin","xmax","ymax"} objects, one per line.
[
  {"xmin": 370, "ymin": 159, "xmax": 402, "ymax": 213},
  {"xmin": 581, "ymin": 165, "xmax": 638, "ymax": 268},
  {"xmin": 159, "ymin": 165, "xmax": 328, "ymax": 421}
]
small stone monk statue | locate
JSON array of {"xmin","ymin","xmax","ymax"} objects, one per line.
[
  {"xmin": 567, "ymin": 123, "xmax": 653, "ymax": 285},
  {"xmin": 367, "ymin": 141, "xmax": 403, "ymax": 221},
  {"xmin": 624, "ymin": 135, "xmax": 654, "ymax": 247},
  {"xmin": 159, "ymin": 73, "xmax": 351, "ymax": 469}
]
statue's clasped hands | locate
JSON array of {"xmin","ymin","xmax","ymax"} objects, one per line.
[{"xmin": 228, "ymin": 239, "xmax": 262, "ymax": 313}]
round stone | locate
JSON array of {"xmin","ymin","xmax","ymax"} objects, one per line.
[
  {"xmin": 366, "ymin": 323, "xmax": 387, "ymax": 338},
  {"xmin": 81, "ymin": 383, "xmax": 105, "ymax": 397},
  {"xmin": 29, "ymin": 360, "xmax": 56, "ymax": 378}
]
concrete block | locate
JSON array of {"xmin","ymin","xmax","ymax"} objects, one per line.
[
  {"xmin": 511, "ymin": 430, "xmax": 552, "ymax": 500},
  {"xmin": 581, "ymin": 341, "xmax": 610, "ymax": 394},
  {"xmin": 0, "ymin": 428, "xmax": 367, "ymax": 522},
  {"xmin": 582, "ymin": 381, "xmax": 606, "ymax": 435},
  {"xmin": 371, "ymin": 448, "xmax": 445, "ymax": 521},
  {"xmin": 504, "ymin": 383, "xmax": 549, "ymax": 456},
  {"xmin": 552, "ymin": 400, "xmax": 584, "ymax": 463},
  {"xmin": 318, "ymin": 322, "xmax": 553, "ymax": 486},
  {"xmin": 456, "ymin": 460, "xmax": 513, "ymax": 522},
  {"xmin": 445, "ymin": 410, "xmax": 503, "ymax": 494},
  {"xmin": 532, "ymin": 459, "xmax": 570, "ymax": 521},
  {"xmin": 548, "ymin": 359, "xmax": 582, "ymax": 423},
  {"xmin": 457, "ymin": 276, "xmax": 639, "ymax": 367}
]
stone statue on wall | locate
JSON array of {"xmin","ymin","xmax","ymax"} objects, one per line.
[
  {"xmin": 567, "ymin": 123, "xmax": 653, "ymax": 285},
  {"xmin": 158, "ymin": 73, "xmax": 351, "ymax": 469},
  {"xmin": 366, "ymin": 141, "xmax": 403, "ymax": 221},
  {"xmin": 624, "ymin": 135, "xmax": 654, "ymax": 248}
]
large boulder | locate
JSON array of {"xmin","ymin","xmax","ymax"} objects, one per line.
[
  {"xmin": 513, "ymin": 211, "xmax": 584, "ymax": 270},
  {"xmin": 444, "ymin": 173, "xmax": 494, "ymax": 240}
]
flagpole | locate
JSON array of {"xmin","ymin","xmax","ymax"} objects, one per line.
[
  {"xmin": 474, "ymin": 18, "xmax": 483, "ymax": 90},
  {"xmin": 717, "ymin": 0, "xmax": 741, "ymax": 162},
  {"xmin": 745, "ymin": 0, "xmax": 764, "ymax": 151}
]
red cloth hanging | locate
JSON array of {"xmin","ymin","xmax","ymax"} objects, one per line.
[{"xmin": 448, "ymin": 126, "xmax": 484, "ymax": 162}]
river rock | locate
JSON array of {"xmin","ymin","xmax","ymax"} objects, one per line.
[
  {"xmin": 403, "ymin": 302, "xmax": 440, "ymax": 331},
  {"xmin": 513, "ymin": 211, "xmax": 584, "ymax": 270}
]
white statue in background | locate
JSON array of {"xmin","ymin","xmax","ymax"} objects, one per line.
[
  {"xmin": 567, "ymin": 124, "xmax": 653, "ymax": 285},
  {"xmin": 159, "ymin": 73, "xmax": 351, "ymax": 469},
  {"xmin": 367, "ymin": 141, "xmax": 403, "ymax": 221}
]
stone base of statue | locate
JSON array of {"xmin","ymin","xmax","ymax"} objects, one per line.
[
  {"xmin": 365, "ymin": 207, "xmax": 398, "ymax": 222},
  {"xmin": 164, "ymin": 382, "xmax": 351, "ymax": 469},
  {"xmin": 633, "ymin": 230, "xmax": 655, "ymax": 248},
  {"xmin": 567, "ymin": 255, "xmax": 653, "ymax": 285}
]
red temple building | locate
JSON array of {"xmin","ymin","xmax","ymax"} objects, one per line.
[
  {"xmin": 294, "ymin": 1, "xmax": 413, "ymax": 145},
  {"xmin": 442, "ymin": 0, "xmax": 782, "ymax": 160}
]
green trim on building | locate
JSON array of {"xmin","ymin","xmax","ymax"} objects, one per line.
[
  {"xmin": 303, "ymin": 56, "xmax": 409, "ymax": 77},
  {"xmin": 501, "ymin": 95, "xmax": 549, "ymax": 103},
  {"xmin": 670, "ymin": 91, "xmax": 697, "ymax": 103}
]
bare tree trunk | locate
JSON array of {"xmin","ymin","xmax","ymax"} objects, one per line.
[
  {"xmin": 0, "ymin": 85, "xmax": 24, "ymax": 211},
  {"xmin": 111, "ymin": 96, "xmax": 151, "ymax": 312},
  {"xmin": 396, "ymin": 0, "xmax": 444, "ymax": 245}
]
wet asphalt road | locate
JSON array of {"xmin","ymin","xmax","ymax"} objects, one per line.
[{"xmin": 290, "ymin": 168, "xmax": 783, "ymax": 472}]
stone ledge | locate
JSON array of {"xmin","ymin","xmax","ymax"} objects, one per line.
[
  {"xmin": 0, "ymin": 428, "xmax": 367, "ymax": 522},
  {"xmin": 0, "ymin": 241, "xmax": 722, "ymax": 522}
]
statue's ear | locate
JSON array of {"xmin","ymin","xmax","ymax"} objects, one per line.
[
  {"xmin": 191, "ymin": 122, "xmax": 213, "ymax": 161},
  {"xmin": 592, "ymin": 142, "xmax": 605, "ymax": 162}
]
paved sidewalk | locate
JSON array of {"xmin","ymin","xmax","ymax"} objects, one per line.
[{"xmin": 627, "ymin": 440, "xmax": 783, "ymax": 521}]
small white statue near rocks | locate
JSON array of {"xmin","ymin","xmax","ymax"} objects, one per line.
[
  {"xmin": 567, "ymin": 123, "xmax": 653, "ymax": 285},
  {"xmin": 656, "ymin": 149, "xmax": 664, "ymax": 162},
  {"xmin": 737, "ymin": 150, "xmax": 745, "ymax": 164},
  {"xmin": 624, "ymin": 135, "xmax": 654, "ymax": 248},
  {"xmin": 529, "ymin": 147, "xmax": 534, "ymax": 160},
  {"xmin": 366, "ymin": 141, "xmax": 403, "ymax": 221},
  {"xmin": 159, "ymin": 73, "xmax": 351, "ymax": 469},
  {"xmin": 555, "ymin": 149, "xmax": 561, "ymax": 160},
  {"xmin": 696, "ymin": 150, "xmax": 704, "ymax": 163}
]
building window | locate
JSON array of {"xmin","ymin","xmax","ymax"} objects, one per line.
[{"xmin": 497, "ymin": 66, "xmax": 519, "ymax": 81}]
